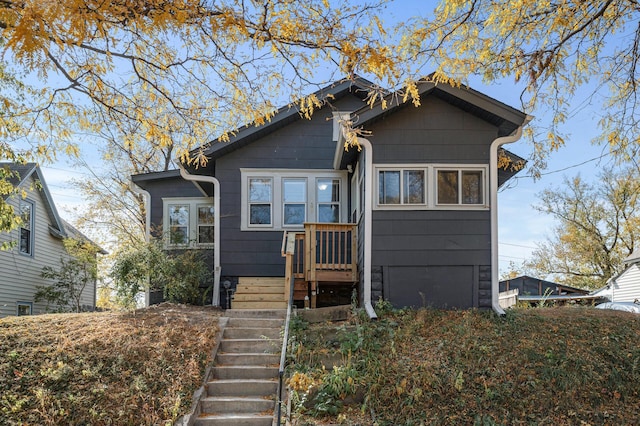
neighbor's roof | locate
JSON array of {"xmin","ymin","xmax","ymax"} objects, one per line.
[
  {"xmin": 1, "ymin": 162, "xmax": 106, "ymax": 254},
  {"xmin": 500, "ymin": 275, "xmax": 590, "ymax": 294},
  {"xmin": 1, "ymin": 162, "xmax": 66, "ymax": 237},
  {"xmin": 623, "ymin": 250, "xmax": 640, "ymax": 265}
]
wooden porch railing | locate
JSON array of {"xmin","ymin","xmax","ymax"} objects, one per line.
[
  {"xmin": 283, "ymin": 223, "xmax": 358, "ymax": 307},
  {"xmin": 304, "ymin": 223, "xmax": 358, "ymax": 283}
]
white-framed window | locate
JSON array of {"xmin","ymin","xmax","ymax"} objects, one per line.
[
  {"xmin": 241, "ymin": 169, "xmax": 347, "ymax": 231},
  {"xmin": 248, "ymin": 177, "xmax": 273, "ymax": 227},
  {"xmin": 19, "ymin": 199, "xmax": 34, "ymax": 256},
  {"xmin": 377, "ymin": 167, "xmax": 427, "ymax": 206},
  {"xmin": 17, "ymin": 301, "xmax": 32, "ymax": 316},
  {"xmin": 436, "ymin": 168, "xmax": 485, "ymax": 206},
  {"xmin": 163, "ymin": 197, "xmax": 214, "ymax": 248},
  {"xmin": 283, "ymin": 178, "xmax": 306, "ymax": 226},
  {"xmin": 374, "ymin": 164, "xmax": 488, "ymax": 210},
  {"xmin": 316, "ymin": 178, "xmax": 341, "ymax": 222}
]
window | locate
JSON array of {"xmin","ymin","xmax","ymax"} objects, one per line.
[
  {"xmin": 377, "ymin": 167, "xmax": 426, "ymax": 207},
  {"xmin": 19, "ymin": 200, "xmax": 34, "ymax": 256},
  {"xmin": 197, "ymin": 204, "xmax": 215, "ymax": 244},
  {"xmin": 283, "ymin": 178, "xmax": 306, "ymax": 226},
  {"xmin": 163, "ymin": 198, "xmax": 214, "ymax": 248},
  {"xmin": 17, "ymin": 302, "xmax": 32, "ymax": 316},
  {"xmin": 249, "ymin": 178, "xmax": 272, "ymax": 226},
  {"xmin": 374, "ymin": 164, "xmax": 487, "ymax": 210},
  {"xmin": 437, "ymin": 169, "xmax": 484, "ymax": 205},
  {"xmin": 241, "ymin": 169, "xmax": 346, "ymax": 230},
  {"xmin": 317, "ymin": 178, "xmax": 340, "ymax": 223},
  {"xmin": 168, "ymin": 204, "xmax": 189, "ymax": 244}
]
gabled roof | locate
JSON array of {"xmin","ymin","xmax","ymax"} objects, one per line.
[
  {"xmin": 350, "ymin": 78, "xmax": 527, "ymax": 136},
  {"xmin": 1, "ymin": 162, "xmax": 66, "ymax": 237},
  {"xmin": 1, "ymin": 162, "xmax": 106, "ymax": 253},
  {"xmin": 199, "ymin": 76, "xmax": 376, "ymax": 160},
  {"xmin": 334, "ymin": 78, "xmax": 529, "ymax": 170}
]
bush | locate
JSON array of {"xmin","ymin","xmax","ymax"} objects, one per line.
[{"xmin": 111, "ymin": 241, "xmax": 212, "ymax": 307}]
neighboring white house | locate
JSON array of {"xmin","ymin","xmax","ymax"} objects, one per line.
[
  {"xmin": 0, "ymin": 163, "xmax": 102, "ymax": 317},
  {"xmin": 603, "ymin": 251, "xmax": 640, "ymax": 303}
]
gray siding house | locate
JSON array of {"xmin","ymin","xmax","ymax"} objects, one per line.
[
  {"xmin": 0, "ymin": 163, "xmax": 101, "ymax": 317},
  {"xmin": 132, "ymin": 77, "xmax": 530, "ymax": 313}
]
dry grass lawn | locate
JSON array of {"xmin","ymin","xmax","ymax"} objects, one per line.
[{"xmin": 0, "ymin": 304, "xmax": 221, "ymax": 425}]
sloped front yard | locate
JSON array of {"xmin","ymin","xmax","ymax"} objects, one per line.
[
  {"xmin": 0, "ymin": 304, "xmax": 220, "ymax": 425},
  {"xmin": 287, "ymin": 306, "xmax": 640, "ymax": 425}
]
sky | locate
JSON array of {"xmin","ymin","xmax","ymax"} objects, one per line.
[{"xmin": 17, "ymin": 0, "xmax": 621, "ymax": 277}]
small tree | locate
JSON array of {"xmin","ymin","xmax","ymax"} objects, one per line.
[
  {"xmin": 36, "ymin": 239, "xmax": 100, "ymax": 313},
  {"xmin": 111, "ymin": 241, "xmax": 212, "ymax": 308}
]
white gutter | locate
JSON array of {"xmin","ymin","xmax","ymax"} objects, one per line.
[
  {"xmin": 355, "ymin": 136, "xmax": 378, "ymax": 320},
  {"xmin": 178, "ymin": 165, "xmax": 222, "ymax": 307},
  {"xmin": 489, "ymin": 115, "xmax": 533, "ymax": 315}
]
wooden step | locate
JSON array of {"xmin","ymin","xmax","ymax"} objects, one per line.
[
  {"xmin": 232, "ymin": 293, "xmax": 284, "ymax": 302},
  {"xmin": 231, "ymin": 301, "xmax": 287, "ymax": 309},
  {"xmin": 235, "ymin": 284, "xmax": 284, "ymax": 294},
  {"xmin": 238, "ymin": 277, "xmax": 284, "ymax": 286}
]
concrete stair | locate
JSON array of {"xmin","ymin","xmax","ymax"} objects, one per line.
[
  {"xmin": 194, "ymin": 309, "xmax": 286, "ymax": 426},
  {"xmin": 232, "ymin": 277, "xmax": 287, "ymax": 310}
]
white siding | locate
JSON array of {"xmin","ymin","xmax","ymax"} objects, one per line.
[
  {"xmin": 611, "ymin": 264, "xmax": 640, "ymax": 302},
  {"xmin": 0, "ymin": 176, "xmax": 96, "ymax": 317}
]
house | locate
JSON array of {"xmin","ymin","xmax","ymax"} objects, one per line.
[
  {"xmin": 0, "ymin": 163, "xmax": 102, "ymax": 317},
  {"xmin": 500, "ymin": 275, "xmax": 599, "ymax": 306},
  {"xmin": 499, "ymin": 275, "xmax": 590, "ymax": 297},
  {"xmin": 131, "ymin": 77, "xmax": 531, "ymax": 314},
  {"xmin": 600, "ymin": 251, "xmax": 640, "ymax": 302}
]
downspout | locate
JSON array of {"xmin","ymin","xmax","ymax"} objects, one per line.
[
  {"xmin": 130, "ymin": 182, "xmax": 152, "ymax": 307},
  {"xmin": 356, "ymin": 136, "xmax": 378, "ymax": 320},
  {"xmin": 489, "ymin": 115, "xmax": 533, "ymax": 315},
  {"xmin": 178, "ymin": 164, "xmax": 222, "ymax": 307}
]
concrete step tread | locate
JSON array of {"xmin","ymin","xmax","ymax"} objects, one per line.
[
  {"xmin": 203, "ymin": 396, "xmax": 275, "ymax": 402},
  {"xmin": 209, "ymin": 378, "xmax": 278, "ymax": 383},
  {"xmin": 196, "ymin": 414, "xmax": 274, "ymax": 419}
]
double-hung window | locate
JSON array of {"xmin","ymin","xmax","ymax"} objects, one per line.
[
  {"xmin": 248, "ymin": 178, "xmax": 273, "ymax": 226},
  {"xmin": 377, "ymin": 167, "xmax": 427, "ymax": 207},
  {"xmin": 163, "ymin": 198, "xmax": 215, "ymax": 248},
  {"xmin": 317, "ymin": 178, "xmax": 341, "ymax": 223},
  {"xmin": 241, "ymin": 169, "xmax": 346, "ymax": 230},
  {"xmin": 19, "ymin": 199, "xmax": 34, "ymax": 256},
  {"xmin": 283, "ymin": 178, "xmax": 306, "ymax": 226}
]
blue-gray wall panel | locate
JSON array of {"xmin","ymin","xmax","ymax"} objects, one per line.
[{"xmin": 364, "ymin": 96, "xmax": 498, "ymax": 308}]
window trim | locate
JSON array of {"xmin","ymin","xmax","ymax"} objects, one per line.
[
  {"xmin": 373, "ymin": 164, "xmax": 489, "ymax": 211},
  {"xmin": 18, "ymin": 199, "xmax": 35, "ymax": 257},
  {"xmin": 162, "ymin": 197, "xmax": 215, "ymax": 249},
  {"xmin": 247, "ymin": 177, "xmax": 274, "ymax": 228},
  {"xmin": 434, "ymin": 165, "xmax": 488, "ymax": 208},
  {"xmin": 17, "ymin": 301, "xmax": 33, "ymax": 316},
  {"xmin": 241, "ymin": 169, "xmax": 348, "ymax": 231}
]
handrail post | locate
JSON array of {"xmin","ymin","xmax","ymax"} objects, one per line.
[{"xmin": 276, "ymin": 232, "xmax": 297, "ymax": 426}]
